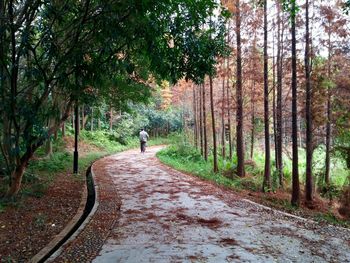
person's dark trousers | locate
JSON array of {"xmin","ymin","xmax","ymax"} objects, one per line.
[{"xmin": 140, "ymin": 141, "xmax": 146, "ymax": 153}]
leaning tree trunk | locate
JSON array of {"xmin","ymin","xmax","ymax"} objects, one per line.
[{"xmin": 6, "ymin": 160, "xmax": 29, "ymax": 197}]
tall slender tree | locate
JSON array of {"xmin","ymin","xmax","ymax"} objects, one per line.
[
  {"xmin": 262, "ymin": 0, "xmax": 271, "ymax": 191},
  {"xmin": 226, "ymin": 22, "xmax": 233, "ymax": 161},
  {"xmin": 193, "ymin": 85, "xmax": 198, "ymax": 149},
  {"xmin": 221, "ymin": 61, "xmax": 226, "ymax": 159},
  {"xmin": 203, "ymin": 83, "xmax": 208, "ymax": 161},
  {"xmin": 276, "ymin": 0, "xmax": 284, "ymax": 188},
  {"xmin": 235, "ymin": 0, "xmax": 245, "ymax": 177},
  {"xmin": 199, "ymin": 84, "xmax": 204, "ymax": 156},
  {"xmin": 305, "ymin": 0, "xmax": 313, "ymax": 203},
  {"xmin": 290, "ymin": 0, "xmax": 300, "ymax": 206},
  {"xmin": 209, "ymin": 76, "xmax": 218, "ymax": 172}
]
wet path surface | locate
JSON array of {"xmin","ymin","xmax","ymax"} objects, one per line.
[{"xmin": 89, "ymin": 146, "xmax": 350, "ymax": 263}]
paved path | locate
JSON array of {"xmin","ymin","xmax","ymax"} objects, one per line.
[{"xmin": 51, "ymin": 146, "xmax": 350, "ymax": 263}]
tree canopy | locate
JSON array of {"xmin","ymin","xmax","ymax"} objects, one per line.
[{"xmin": 0, "ymin": 0, "xmax": 229, "ymax": 196}]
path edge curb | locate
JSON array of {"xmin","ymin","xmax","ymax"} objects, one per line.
[{"xmin": 29, "ymin": 165, "xmax": 99, "ymax": 263}]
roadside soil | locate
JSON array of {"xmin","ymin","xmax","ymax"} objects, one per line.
[
  {"xmin": 0, "ymin": 137, "xmax": 100, "ymax": 262},
  {"xmin": 0, "ymin": 172, "xmax": 84, "ymax": 262}
]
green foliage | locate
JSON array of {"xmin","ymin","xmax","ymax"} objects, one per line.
[
  {"xmin": 165, "ymin": 142, "xmax": 203, "ymax": 162},
  {"xmin": 29, "ymin": 152, "xmax": 72, "ymax": 173},
  {"xmin": 34, "ymin": 213, "xmax": 47, "ymax": 229},
  {"xmin": 79, "ymin": 130, "xmax": 137, "ymax": 153},
  {"xmin": 314, "ymin": 212, "xmax": 349, "ymax": 228},
  {"xmin": 281, "ymin": 0, "xmax": 300, "ymax": 19},
  {"xmin": 159, "ymin": 138, "xmax": 350, "ymax": 199},
  {"xmin": 1, "ymin": 0, "xmax": 229, "ymax": 196}
]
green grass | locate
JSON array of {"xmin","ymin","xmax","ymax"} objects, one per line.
[
  {"xmin": 157, "ymin": 139, "xmax": 350, "ymax": 195},
  {"xmin": 157, "ymin": 142, "xmax": 259, "ymax": 191},
  {"xmin": 314, "ymin": 212, "xmax": 350, "ymax": 228}
]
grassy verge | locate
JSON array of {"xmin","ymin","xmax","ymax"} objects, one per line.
[{"xmin": 157, "ymin": 141, "xmax": 350, "ymax": 227}]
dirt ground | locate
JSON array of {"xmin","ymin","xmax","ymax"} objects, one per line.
[
  {"xmin": 91, "ymin": 146, "xmax": 350, "ymax": 262},
  {"xmin": 0, "ymin": 173, "xmax": 84, "ymax": 262}
]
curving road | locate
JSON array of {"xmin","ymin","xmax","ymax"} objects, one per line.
[{"xmin": 88, "ymin": 146, "xmax": 350, "ymax": 263}]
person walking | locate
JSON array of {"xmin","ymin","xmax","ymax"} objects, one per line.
[{"xmin": 139, "ymin": 128, "xmax": 149, "ymax": 153}]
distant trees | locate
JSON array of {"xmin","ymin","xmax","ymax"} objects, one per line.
[{"xmin": 183, "ymin": 0, "xmax": 349, "ymax": 207}]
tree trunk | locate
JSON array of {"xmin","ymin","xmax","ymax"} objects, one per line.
[
  {"xmin": 276, "ymin": 0, "xmax": 284, "ymax": 188},
  {"xmin": 325, "ymin": 97, "xmax": 331, "ymax": 186},
  {"xmin": 227, "ymin": 58, "xmax": 233, "ymax": 161},
  {"xmin": 193, "ymin": 85, "xmax": 198, "ymax": 149},
  {"xmin": 199, "ymin": 84, "xmax": 204, "ymax": 156},
  {"xmin": 250, "ymin": 80, "xmax": 255, "ymax": 160},
  {"xmin": 209, "ymin": 75, "xmax": 218, "ymax": 172},
  {"xmin": 235, "ymin": 0, "xmax": 245, "ymax": 177},
  {"xmin": 263, "ymin": 0, "xmax": 271, "ymax": 192},
  {"xmin": 305, "ymin": 0, "xmax": 313, "ymax": 203},
  {"xmin": 325, "ymin": 29, "xmax": 332, "ymax": 187},
  {"xmin": 221, "ymin": 63, "xmax": 226, "ymax": 159},
  {"xmin": 291, "ymin": 2, "xmax": 300, "ymax": 206},
  {"xmin": 6, "ymin": 161, "xmax": 28, "ymax": 197},
  {"xmin": 203, "ymin": 83, "xmax": 208, "ymax": 161},
  {"xmin": 272, "ymin": 32, "xmax": 278, "ymax": 173}
]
